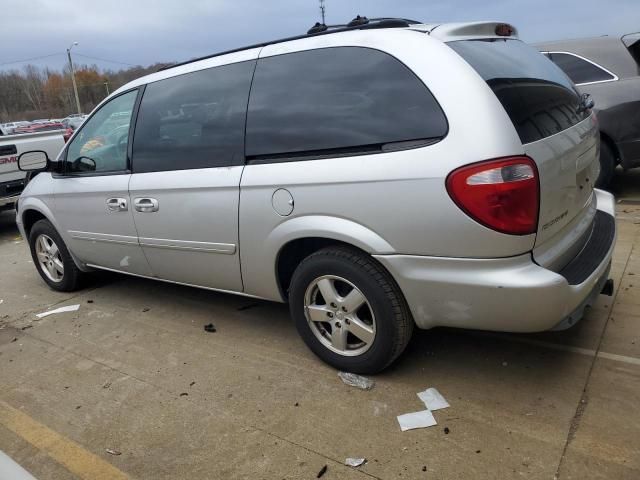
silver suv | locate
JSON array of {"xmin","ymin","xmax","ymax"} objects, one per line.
[{"xmin": 16, "ymin": 19, "xmax": 616, "ymax": 373}]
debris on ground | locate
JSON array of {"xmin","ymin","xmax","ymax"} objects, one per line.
[
  {"xmin": 87, "ymin": 300, "xmax": 94, "ymax": 304},
  {"xmin": 204, "ymin": 323, "xmax": 216, "ymax": 333},
  {"xmin": 36, "ymin": 304, "xmax": 80, "ymax": 319},
  {"xmin": 345, "ymin": 457, "xmax": 366, "ymax": 467},
  {"xmin": 102, "ymin": 381, "xmax": 112, "ymax": 389},
  {"xmin": 21, "ymin": 325, "xmax": 32, "ymax": 330},
  {"xmin": 179, "ymin": 392, "xmax": 188, "ymax": 397},
  {"xmin": 397, "ymin": 410, "xmax": 437, "ymax": 431},
  {"xmin": 10, "ymin": 337, "xmax": 17, "ymax": 343},
  {"xmin": 316, "ymin": 465, "xmax": 328, "ymax": 478},
  {"xmin": 422, "ymin": 466, "xmax": 427, "ymax": 472},
  {"xmin": 338, "ymin": 371, "xmax": 375, "ymax": 390},
  {"xmin": 398, "ymin": 387, "xmax": 451, "ymax": 431},
  {"xmin": 105, "ymin": 449, "xmax": 122, "ymax": 456},
  {"xmin": 142, "ymin": 307, "xmax": 150, "ymax": 312},
  {"xmin": 443, "ymin": 427, "xmax": 450, "ymax": 434},
  {"xmin": 189, "ymin": 381, "xmax": 195, "ymax": 387},
  {"xmin": 237, "ymin": 302, "xmax": 259, "ymax": 311},
  {"xmin": 417, "ymin": 387, "xmax": 450, "ymax": 411}
]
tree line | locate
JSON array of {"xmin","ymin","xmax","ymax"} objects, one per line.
[{"xmin": 0, "ymin": 62, "xmax": 171, "ymax": 122}]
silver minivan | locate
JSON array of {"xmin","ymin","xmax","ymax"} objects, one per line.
[{"xmin": 16, "ymin": 19, "xmax": 616, "ymax": 373}]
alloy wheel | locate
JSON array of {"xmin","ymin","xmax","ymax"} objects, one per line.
[
  {"xmin": 35, "ymin": 234, "xmax": 64, "ymax": 283},
  {"xmin": 304, "ymin": 275, "xmax": 376, "ymax": 356}
]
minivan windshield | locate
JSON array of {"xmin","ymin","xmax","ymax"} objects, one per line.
[{"xmin": 448, "ymin": 39, "xmax": 589, "ymax": 144}]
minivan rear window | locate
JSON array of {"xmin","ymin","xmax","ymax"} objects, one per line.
[
  {"xmin": 245, "ymin": 47, "xmax": 448, "ymax": 160},
  {"xmin": 448, "ymin": 39, "xmax": 589, "ymax": 144}
]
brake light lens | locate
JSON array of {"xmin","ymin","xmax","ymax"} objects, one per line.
[{"xmin": 446, "ymin": 157, "xmax": 539, "ymax": 235}]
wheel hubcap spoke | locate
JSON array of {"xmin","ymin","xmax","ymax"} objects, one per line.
[
  {"xmin": 53, "ymin": 258, "xmax": 64, "ymax": 274},
  {"xmin": 317, "ymin": 278, "xmax": 339, "ymax": 305},
  {"xmin": 345, "ymin": 316, "xmax": 374, "ymax": 344},
  {"xmin": 331, "ymin": 325, "xmax": 349, "ymax": 351},
  {"xmin": 342, "ymin": 288, "xmax": 365, "ymax": 314},
  {"xmin": 306, "ymin": 305, "xmax": 332, "ymax": 323}
]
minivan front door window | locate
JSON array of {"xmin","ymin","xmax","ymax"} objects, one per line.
[{"xmin": 65, "ymin": 90, "xmax": 138, "ymax": 174}]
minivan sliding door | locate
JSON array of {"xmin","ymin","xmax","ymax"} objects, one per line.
[{"xmin": 128, "ymin": 56, "xmax": 257, "ymax": 291}]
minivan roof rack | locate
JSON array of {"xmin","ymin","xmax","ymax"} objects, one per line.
[{"xmin": 158, "ymin": 16, "xmax": 421, "ymax": 72}]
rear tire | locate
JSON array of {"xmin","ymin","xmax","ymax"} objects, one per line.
[
  {"xmin": 289, "ymin": 246, "xmax": 413, "ymax": 374},
  {"xmin": 595, "ymin": 140, "xmax": 616, "ymax": 190},
  {"xmin": 28, "ymin": 219, "xmax": 83, "ymax": 292}
]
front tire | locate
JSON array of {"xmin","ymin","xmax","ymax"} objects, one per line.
[
  {"xmin": 289, "ymin": 246, "xmax": 413, "ymax": 374},
  {"xmin": 28, "ymin": 219, "xmax": 83, "ymax": 292}
]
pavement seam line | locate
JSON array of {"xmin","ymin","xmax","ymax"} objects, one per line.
[
  {"xmin": 554, "ymin": 230, "xmax": 637, "ymax": 480},
  {"xmin": 0, "ymin": 399, "xmax": 132, "ymax": 480},
  {"xmin": 249, "ymin": 428, "xmax": 384, "ymax": 480},
  {"xmin": 3, "ymin": 281, "xmax": 117, "ymax": 329}
]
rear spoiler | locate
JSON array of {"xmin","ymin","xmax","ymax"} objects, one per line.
[
  {"xmin": 426, "ymin": 21, "xmax": 519, "ymax": 41},
  {"xmin": 621, "ymin": 32, "xmax": 640, "ymax": 67},
  {"xmin": 621, "ymin": 32, "xmax": 640, "ymax": 47}
]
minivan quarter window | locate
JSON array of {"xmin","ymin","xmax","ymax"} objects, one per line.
[
  {"xmin": 65, "ymin": 89, "xmax": 138, "ymax": 174},
  {"xmin": 132, "ymin": 60, "xmax": 255, "ymax": 173},
  {"xmin": 245, "ymin": 47, "xmax": 448, "ymax": 160}
]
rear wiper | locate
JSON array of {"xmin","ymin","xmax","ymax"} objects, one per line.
[{"xmin": 577, "ymin": 93, "xmax": 595, "ymax": 113}]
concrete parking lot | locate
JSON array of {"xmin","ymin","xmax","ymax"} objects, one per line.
[{"xmin": 0, "ymin": 170, "xmax": 639, "ymax": 480}]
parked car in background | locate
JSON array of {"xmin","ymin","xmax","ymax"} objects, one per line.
[
  {"xmin": 2, "ymin": 123, "xmax": 19, "ymax": 135},
  {"xmin": 62, "ymin": 116, "xmax": 86, "ymax": 130},
  {"xmin": 16, "ymin": 19, "xmax": 616, "ymax": 373},
  {"xmin": 0, "ymin": 129, "xmax": 66, "ymax": 212},
  {"xmin": 14, "ymin": 122, "xmax": 66, "ymax": 134},
  {"xmin": 538, "ymin": 33, "xmax": 640, "ymax": 188}
]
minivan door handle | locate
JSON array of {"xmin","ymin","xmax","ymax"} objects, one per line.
[
  {"xmin": 106, "ymin": 197, "xmax": 128, "ymax": 212},
  {"xmin": 134, "ymin": 198, "xmax": 159, "ymax": 213}
]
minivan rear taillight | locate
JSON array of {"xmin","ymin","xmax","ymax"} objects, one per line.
[{"xmin": 446, "ymin": 156, "xmax": 539, "ymax": 235}]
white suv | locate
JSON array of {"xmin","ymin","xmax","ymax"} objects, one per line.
[{"xmin": 16, "ymin": 19, "xmax": 616, "ymax": 373}]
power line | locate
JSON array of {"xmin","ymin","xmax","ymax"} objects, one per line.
[
  {"xmin": 0, "ymin": 53, "xmax": 63, "ymax": 67},
  {"xmin": 73, "ymin": 53, "xmax": 137, "ymax": 67}
]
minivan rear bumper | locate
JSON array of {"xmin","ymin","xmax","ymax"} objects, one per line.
[{"xmin": 374, "ymin": 189, "xmax": 616, "ymax": 333}]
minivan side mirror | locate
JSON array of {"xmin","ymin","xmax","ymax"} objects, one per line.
[{"xmin": 18, "ymin": 150, "xmax": 50, "ymax": 171}]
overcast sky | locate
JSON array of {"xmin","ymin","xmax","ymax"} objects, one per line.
[{"xmin": 2, "ymin": 0, "xmax": 639, "ymax": 72}]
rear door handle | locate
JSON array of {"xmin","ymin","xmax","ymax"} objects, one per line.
[
  {"xmin": 106, "ymin": 197, "xmax": 128, "ymax": 212},
  {"xmin": 134, "ymin": 198, "xmax": 159, "ymax": 213}
]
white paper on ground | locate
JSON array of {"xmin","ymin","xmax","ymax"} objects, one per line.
[
  {"xmin": 345, "ymin": 458, "xmax": 366, "ymax": 467},
  {"xmin": 36, "ymin": 304, "xmax": 80, "ymax": 319},
  {"xmin": 417, "ymin": 387, "xmax": 450, "ymax": 411},
  {"xmin": 397, "ymin": 410, "xmax": 437, "ymax": 431}
]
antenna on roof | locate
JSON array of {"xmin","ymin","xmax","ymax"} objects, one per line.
[{"xmin": 319, "ymin": 0, "xmax": 326, "ymax": 24}]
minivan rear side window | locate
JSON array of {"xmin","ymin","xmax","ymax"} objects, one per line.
[
  {"xmin": 545, "ymin": 52, "xmax": 615, "ymax": 85},
  {"xmin": 132, "ymin": 60, "xmax": 255, "ymax": 173},
  {"xmin": 245, "ymin": 47, "xmax": 448, "ymax": 160},
  {"xmin": 449, "ymin": 39, "xmax": 589, "ymax": 144}
]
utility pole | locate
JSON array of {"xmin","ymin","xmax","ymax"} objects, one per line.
[
  {"xmin": 319, "ymin": 0, "xmax": 326, "ymax": 24},
  {"xmin": 66, "ymin": 42, "xmax": 82, "ymax": 114},
  {"xmin": 104, "ymin": 81, "xmax": 110, "ymax": 97}
]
